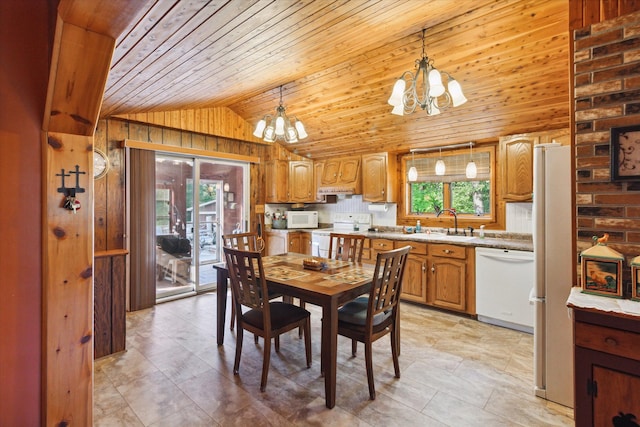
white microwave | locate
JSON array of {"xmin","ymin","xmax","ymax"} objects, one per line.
[{"xmin": 285, "ymin": 211, "xmax": 318, "ymax": 229}]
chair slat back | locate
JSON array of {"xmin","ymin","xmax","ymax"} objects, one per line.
[
  {"xmin": 368, "ymin": 246, "xmax": 411, "ymax": 320},
  {"xmin": 223, "ymin": 247, "xmax": 268, "ymax": 313},
  {"xmin": 222, "ymin": 231, "xmax": 265, "ymax": 253},
  {"xmin": 328, "ymin": 233, "xmax": 365, "ymax": 263}
]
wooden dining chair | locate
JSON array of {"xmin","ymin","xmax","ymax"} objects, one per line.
[
  {"xmin": 223, "ymin": 246, "xmax": 312, "ymax": 392},
  {"xmin": 299, "ymin": 232, "xmax": 367, "ymax": 337},
  {"xmin": 222, "ymin": 232, "xmax": 267, "ymax": 331},
  {"xmin": 328, "ymin": 232, "xmax": 366, "ymax": 262},
  {"xmin": 336, "ymin": 245, "xmax": 411, "ymax": 400}
]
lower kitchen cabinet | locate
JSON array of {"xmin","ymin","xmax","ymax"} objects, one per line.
[
  {"xmin": 371, "ymin": 239, "xmax": 475, "ymax": 315},
  {"xmin": 266, "ymin": 230, "xmax": 287, "ymax": 255},
  {"xmin": 300, "ymin": 231, "xmax": 312, "ymax": 255},
  {"xmin": 367, "ymin": 238, "xmax": 395, "ymax": 265},
  {"xmin": 428, "ymin": 244, "xmax": 475, "ymax": 314},
  {"xmin": 572, "ymin": 307, "xmax": 640, "ymax": 426},
  {"xmin": 395, "ymin": 241, "xmax": 428, "ymax": 303},
  {"xmin": 265, "ymin": 230, "xmax": 312, "ymax": 256},
  {"xmin": 429, "ymin": 251, "xmax": 466, "ymax": 311}
]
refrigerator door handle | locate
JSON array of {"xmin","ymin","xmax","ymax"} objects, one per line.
[{"xmin": 528, "ymin": 287, "xmax": 544, "ymax": 304}]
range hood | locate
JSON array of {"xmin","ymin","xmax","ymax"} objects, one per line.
[{"xmin": 317, "ymin": 185, "xmax": 360, "ymax": 195}]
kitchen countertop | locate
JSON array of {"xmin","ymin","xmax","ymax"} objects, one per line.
[{"xmin": 308, "ymin": 228, "xmax": 533, "ymax": 252}]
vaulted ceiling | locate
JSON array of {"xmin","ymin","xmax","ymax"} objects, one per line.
[{"xmin": 101, "ymin": 0, "xmax": 570, "ymax": 159}]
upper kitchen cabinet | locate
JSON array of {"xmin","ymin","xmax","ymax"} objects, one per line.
[
  {"xmin": 499, "ymin": 129, "xmax": 569, "ymax": 202},
  {"xmin": 265, "ymin": 159, "xmax": 314, "ymax": 203},
  {"xmin": 362, "ymin": 152, "xmax": 397, "ymax": 202},
  {"xmin": 265, "ymin": 160, "xmax": 290, "ymax": 203},
  {"xmin": 289, "ymin": 161, "xmax": 314, "ymax": 202},
  {"xmin": 317, "ymin": 157, "xmax": 361, "ymax": 195},
  {"xmin": 499, "ymin": 134, "xmax": 539, "ymax": 201}
]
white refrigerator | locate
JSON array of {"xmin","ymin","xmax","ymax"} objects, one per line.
[{"xmin": 531, "ymin": 142, "xmax": 574, "ymax": 408}]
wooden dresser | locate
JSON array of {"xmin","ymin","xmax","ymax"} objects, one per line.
[{"xmin": 568, "ymin": 290, "xmax": 640, "ymax": 425}]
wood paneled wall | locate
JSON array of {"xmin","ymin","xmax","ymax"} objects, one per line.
[
  {"xmin": 94, "ymin": 118, "xmax": 291, "ymax": 255},
  {"xmin": 114, "ymin": 107, "xmax": 267, "ymax": 145},
  {"xmin": 570, "ymin": 0, "xmax": 640, "ymax": 30},
  {"xmin": 94, "ymin": 249, "xmax": 128, "ymax": 358}
]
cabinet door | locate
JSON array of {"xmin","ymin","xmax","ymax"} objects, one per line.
[
  {"xmin": 338, "ymin": 158, "xmax": 360, "ymax": 185},
  {"xmin": 429, "ymin": 257, "xmax": 466, "ymax": 311},
  {"xmin": 402, "ymin": 254, "xmax": 427, "ymax": 303},
  {"xmin": 575, "ymin": 345, "xmax": 640, "ymax": 426},
  {"xmin": 266, "ymin": 232, "xmax": 287, "ymax": 255},
  {"xmin": 500, "ymin": 134, "xmax": 538, "ymax": 201},
  {"xmin": 300, "ymin": 232, "xmax": 312, "ymax": 255},
  {"xmin": 287, "ymin": 232, "xmax": 301, "ymax": 254},
  {"xmin": 321, "ymin": 159, "xmax": 340, "ymax": 185},
  {"xmin": 266, "ymin": 160, "xmax": 289, "ymax": 203},
  {"xmin": 362, "ymin": 153, "xmax": 396, "ymax": 202},
  {"xmin": 313, "ymin": 162, "xmax": 324, "ymax": 202},
  {"xmin": 362, "ymin": 153, "xmax": 387, "ymax": 202},
  {"xmin": 289, "ymin": 161, "xmax": 314, "ymax": 202},
  {"xmin": 594, "ymin": 365, "xmax": 640, "ymax": 426}
]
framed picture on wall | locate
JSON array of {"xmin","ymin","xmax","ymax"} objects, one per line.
[{"xmin": 611, "ymin": 124, "xmax": 640, "ymax": 181}]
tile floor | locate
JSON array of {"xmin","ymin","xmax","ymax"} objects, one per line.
[{"xmin": 94, "ymin": 293, "xmax": 575, "ymax": 426}]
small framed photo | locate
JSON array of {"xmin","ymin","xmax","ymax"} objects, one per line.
[
  {"xmin": 581, "ymin": 258, "xmax": 623, "ymax": 298},
  {"xmin": 611, "ymin": 124, "xmax": 640, "ymax": 181},
  {"xmin": 632, "ymin": 256, "xmax": 640, "ymax": 301}
]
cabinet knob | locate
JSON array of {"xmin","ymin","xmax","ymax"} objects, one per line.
[
  {"xmin": 444, "ymin": 249, "xmax": 452, "ymax": 254},
  {"xmin": 431, "ymin": 264, "xmax": 435, "ymax": 273},
  {"xmin": 604, "ymin": 337, "xmax": 618, "ymax": 347}
]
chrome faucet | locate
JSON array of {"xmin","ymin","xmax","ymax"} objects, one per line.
[{"xmin": 434, "ymin": 206, "xmax": 460, "ymax": 235}]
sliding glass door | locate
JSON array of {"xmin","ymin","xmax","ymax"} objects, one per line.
[{"xmin": 155, "ymin": 154, "xmax": 247, "ymax": 302}]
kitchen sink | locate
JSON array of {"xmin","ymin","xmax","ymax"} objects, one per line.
[{"xmin": 424, "ymin": 233, "xmax": 476, "ymax": 242}]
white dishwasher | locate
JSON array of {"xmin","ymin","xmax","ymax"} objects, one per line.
[{"xmin": 475, "ymin": 247, "xmax": 534, "ymax": 333}]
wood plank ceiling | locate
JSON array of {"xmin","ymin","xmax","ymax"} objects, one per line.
[{"xmin": 102, "ymin": 0, "xmax": 570, "ymax": 160}]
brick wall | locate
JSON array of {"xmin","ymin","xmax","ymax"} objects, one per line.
[{"xmin": 575, "ymin": 10, "xmax": 640, "ymax": 286}]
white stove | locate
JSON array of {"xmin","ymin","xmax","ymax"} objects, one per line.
[
  {"xmin": 332, "ymin": 212, "xmax": 372, "ymax": 232},
  {"xmin": 312, "ymin": 213, "xmax": 371, "ymax": 257}
]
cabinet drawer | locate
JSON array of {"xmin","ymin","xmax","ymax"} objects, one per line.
[
  {"xmin": 575, "ymin": 321, "xmax": 640, "ymax": 361},
  {"xmin": 371, "ymin": 239, "xmax": 394, "ymax": 251},
  {"xmin": 430, "ymin": 243, "xmax": 466, "ymax": 259},
  {"xmin": 394, "ymin": 240, "xmax": 427, "ymax": 255}
]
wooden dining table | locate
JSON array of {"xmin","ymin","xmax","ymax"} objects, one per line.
[{"xmin": 213, "ymin": 252, "xmax": 375, "ymax": 409}]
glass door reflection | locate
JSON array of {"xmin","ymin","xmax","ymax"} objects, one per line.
[
  {"xmin": 190, "ymin": 173, "xmax": 222, "ymax": 289},
  {"xmin": 155, "ymin": 156, "xmax": 196, "ymax": 302},
  {"xmin": 155, "ymin": 155, "xmax": 248, "ymax": 302}
]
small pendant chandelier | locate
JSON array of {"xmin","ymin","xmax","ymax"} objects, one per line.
[
  {"xmin": 435, "ymin": 147, "xmax": 446, "ymax": 176},
  {"xmin": 408, "ymin": 151, "xmax": 418, "ymax": 182},
  {"xmin": 388, "ymin": 29, "xmax": 467, "ymax": 116},
  {"xmin": 254, "ymin": 85, "xmax": 308, "ymax": 143},
  {"xmin": 465, "ymin": 142, "xmax": 477, "ymax": 179}
]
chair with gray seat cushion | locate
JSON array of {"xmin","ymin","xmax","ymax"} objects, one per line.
[
  {"xmin": 299, "ymin": 232, "xmax": 367, "ymax": 336},
  {"xmin": 222, "ymin": 232, "xmax": 271, "ymax": 331},
  {"xmin": 223, "ymin": 246, "xmax": 312, "ymax": 392},
  {"xmin": 337, "ymin": 245, "xmax": 411, "ymax": 400}
]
